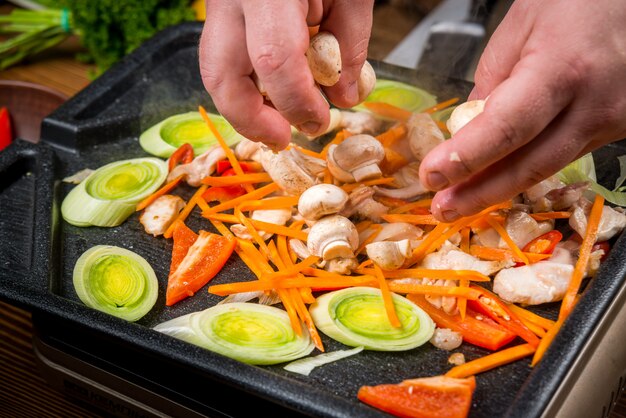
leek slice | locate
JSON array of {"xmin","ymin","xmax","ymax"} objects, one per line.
[
  {"xmin": 139, "ymin": 111, "xmax": 246, "ymax": 158},
  {"xmin": 355, "ymin": 79, "xmax": 437, "ymax": 114},
  {"xmin": 73, "ymin": 245, "xmax": 158, "ymax": 322},
  {"xmin": 310, "ymin": 287, "xmax": 435, "ymax": 351},
  {"xmin": 154, "ymin": 303, "xmax": 315, "ymax": 365},
  {"xmin": 558, "ymin": 152, "xmax": 626, "ymax": 206},
  {"xmin": 61, "ymin": 157, "xmax": 167, "ymax": 227},
  {"xmin": 283, "ymin": 346, "xmax": 364, "ymax": 376}
]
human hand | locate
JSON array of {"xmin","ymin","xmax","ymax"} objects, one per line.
[
  {"xmin": 199, "ymin": 0, "xmax": 374, "ymax": 150},
  {"xmin": 418, "ymin": 0, "xmax": 626, "ymax": 222}
]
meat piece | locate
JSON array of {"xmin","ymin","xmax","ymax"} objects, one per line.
[
  {"xmin": 139, "ymin": 195, "xmax": 185, "ymax": 236},
  {"xmin": 430, "ymin": 328, "xmax": 463, "ymax": 351},
  {"xmin": 167, "ymin": 145, "xmax": 226, "ymax": 186},
  {"xmin": 545, "ymin": 182, "xmax": 589, "ymax": 211},
  {"xmin": 493, "ymin": 261, "xmax": 574, "ymax": 305},
  {"xmin": 524, "ymin": 175, "xmax": 566, "ymax": 212},
  {"xmin": 421, "ymin": 242, "xmax": 512, "ymax": 276},
  {"xmin": 504, "ymin": 210, "xmax": 554, "ymax": 249},
  {"xmin": 570, "ymin": 200, "xmax": 626, "ymax": 242}
]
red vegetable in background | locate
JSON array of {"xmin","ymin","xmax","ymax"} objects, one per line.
[
  {"xmin": 358, "ymin": 375, "xmax": 476, "ymax": 418},
  {"xmin": 522, "ymin": 230, "xmax": 563, "ymax": 255},
  {"xmin": 203, "ymin": 162, "xmax": 255, "ymax": 203},
  {"xmin": 168, "ymin": 143, "xmax": 194, "ymax": 172},
  {"xmin": 0, "ymin": 107, "xmax": 13, "ymax": 151}
]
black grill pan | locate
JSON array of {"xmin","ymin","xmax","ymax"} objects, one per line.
[{"xmin": 1, "ymin": 22, "xmax": 625, "ymax": 417}]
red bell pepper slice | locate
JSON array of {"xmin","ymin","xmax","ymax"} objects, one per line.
[
  {"xmin": 0, "ymin": 107, "xmax": 13, "ymax": 151},
  {"xmin": 215, "ymin": 160, "xmax": 257, "ymax": 175},
  {"xmin": 408, "ymin": 294, "xmax": 516, "ymax": 351},
  {"xmin": 168, "ymin": 143, "xmax": 194, "ymax": 172},
  {"xmin": 358, "ymin": 375, "xmax": 476, "ymax": 418},
  {"xmin": 166, "ymin": 224, "xmax": 236, "ymax": 306},
  {"xmin": 467, "ymin": 285, "xmax": 540, "ymax": 347}
]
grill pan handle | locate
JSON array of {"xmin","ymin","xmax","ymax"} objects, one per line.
[{"xmin": 0, "ymin": 140, "xmax": 57, "ymax": 309}]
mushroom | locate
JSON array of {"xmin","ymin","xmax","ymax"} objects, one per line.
[
  {"xmin": 407, "ymin": 113, "xmax": 445, "ymax": 162},
  {"xmin": 340, "ymin": 185, "xmax": 389, "ymax": 222},
  {"xmin": 139, "ymin": 195, "xmax": 185, "ymax": 236},
  {"xmin": 374, "ymin": 162, "xmax": 430, "ymax": 200},
  {"xmin": 327, "ymin": 134, "xmax": 385, "ymax": 183},
  {"xmin": 366, "ymin": 239, "xmax": 413, "ymax": 270},
  {"xmin": 307, "ymin": 215, "xmax": 359, "ymax": 260},
  {"xmin": 298, "ymin": 184, "xmax": 349, "ymax": 221},
  {"xmin": 258, "ymin": 146, "xmax": 316, "ymax": 196},
  {"xmin": 167, "ymin": 145, "xmax": 226, "ymax": 186},
  {"xmin": 307, "ymin": 31, "xmax": 342, "ymax": 86},
  {"xmin": 359, "ymin": 222, "xmax": 424, "ymax": 244},
  {"xmin": 318, "ymin": 109, "xmax": 386, "ymax": 137},
  {"xmin": 446, "ymin": 99, "xmax": 485, "ymax": 136},
  {"xmin": 357, "ymin": 60, "xmax": 376, "ymax": 102},
  {"xmin": 325, "ymin": 257, "xmax": 359, "ymax": 275}
]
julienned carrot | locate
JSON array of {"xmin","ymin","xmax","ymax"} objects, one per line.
[
  {"xmin": 445, "ymin": 344, "xmax": 536, "ymax": 378},
  {"xmin": 202, "ymin": 182, "xmax": 280, "ymax": 214},
  {"xmin": 373, "ymin": 265, "xmax": 401, "ymax": 328},
  {"xmin": 323, "ymin": 168, "xmax": 333, "ymax": 184},
  {"xmin": 469, "ymin": 245, "xmax": 551, "ymax": 263},
  {"xmin": 292, "ymin": 145, "xmax": 323, "ymax": 159},
  {"xmin": 321, "ymin": 129, "xmax": 350, "ymax": 159},
  {"xmin": 435, "ymin": 120, "xmax": 449, "ymax": 134},
  {"xmin": 380, "ymin": 268, "xmax": 490, "ymax": 282},
  {"xmin": 198, "ymin": 106, "xmax": 254, "ymax": 193},
  {"xmin": 520, "ymin": 318, "xmax": 547, "ymax": 338},
  {"xmin": 163, "ymin": 184, "xmax": 209, "ymax": 239},
  {"xmin": 530, "ymin": 211, "xmax": 572, "ymax": 221},
  {"xmin": 485, "ymin": 216, "xmax": 529, "ymax": 265},
  {"xmin": 196, "ymin": 196, "xmax": 211, "ymax": 213},
  {"xmin": 560, "ymin": 194, "xmax": 604, "ymax": 319},
  {"xmin": 341, "ymin": 177, "xmax": 397, "ymax": 193},
  {"xmin": 376, "ymin": 124, "xmax": 407, "ymax": 147},
  {"xmin": 203, "ymin": 212, "xmax": 309, "ymax": 241},
  {"xmin": 381, "ymin": 147, "xmax": 409, "ymax": 175},
  {"xmin": 458, "ymin": 228, "xmax": 471, "ymax": 320},
  {"xmin": 381, "ymin": 213, "xmax": 439, "ymax": 225},
  {"xmin": 388, "ymin": 198, "xmax": 433, "ymax": 214},
  {"xmin": 201, "ymin": 172, "xmax": 272, "ymax": 186},
  {"xmin": 363, "ymin": 102, "xmax": 412, "ymax": 122},
  {"xmin": 136, "ymin": 175, "xmax": 183, "ymax": 211},
  {"xmin": 386, "ymin": 281, "xmax": 481, "ymax": 300},
  {"xmin": 531, "ymin": 318, "xmax": 563, "ymax": 366},
  {"xmin": 422, "ymin": 97, "xmax": 460, "ymax": 114},
  {"xmin": 506, "ymin": 303, "xmax": 555, "ymax": 330},
  {"xmin": 237, "ymin": 196, "xmax": 299, "ymax": 211},
  {"xmin": 235, "ymin": 207, "xmax": 271, "ymax": 258},
  {"xmin": 209, "ymin": 275, "xmax": 377, "ymax": 295}
]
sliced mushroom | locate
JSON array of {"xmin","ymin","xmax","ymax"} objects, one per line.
[
  {"xmin": 288, "ymin": 147, "xmax": 326, "ymax": 178},
  {"xmin": 322, "ymin": 109, "xmax": 386, "ymax": 136},
  {"xmin": 359, "ymin": 222, "xmax": 424, "ymax": 244},
  {"xmin": 139, "ymin": 195, "xmax": 185, "ymax": 236},
  {"xmin": 374, "ymin": 162, "xmax": 430, "ymax": 200},
  {"xmin": 298, "ymin": 184, "xmax": 349, "ymax": 221},
  {"xmin": 327, "ymin": 134, "xmax": 385, "ymax": 183},
  {"xmin": 366, "ymin": 239, "xmax": 412, "ymax": 270},
  {"xmin": 407, "ymin": 113, "xmax": 445, "ymax": 162},
  {"xmin": 446, "ymin": 99, "xmax": 486, "ymax": 136},
  {"xmin": 258, "ymin": 146, "xmax": 316, "ymax": 196},
  {"xmin": 167, "ymin": 145, "xmax": 226, "ymax": 186},
  {"xmin": 307, "ymin": 215, "xmax": 359, "ymax": 260}
]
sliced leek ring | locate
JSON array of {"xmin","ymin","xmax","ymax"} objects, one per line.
[
  {"xmin": 310, "ymin": 287, "xmax": 434, "ymax": 351},
  {"xmin": 154, "ymin": 303, "xmax": 315, "ymax": 365},
  {"xmin": 139, "ymin": 111, "xmax": 246, "ymax": 158},
  {"xmin": 73, "ymin": 245, "xmax": 158, "ymax": 322},
  {"xmin": 61, "ymin": 157, "xmax": 167, "ymax": 227},
  {"xmin": 355, "ymin": 79, "xmax": 437, "ymax": 114}
]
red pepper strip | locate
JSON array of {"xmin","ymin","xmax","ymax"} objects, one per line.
[
  {"xmin": 168, "ymin": 143, "xmax": 194, "ymax": 172},
  {"xmin": 202, "ymin": 166, "xmax": 250, "ymax": 203},
  {"xmin": 467, "ymin": 285, "xmax": 540, "ymax": 347},
  {"xmin": 408, "ymin": 295, "xmax": 516, "ymax": 351},
  {"xmin": 358, "ymin": 375, "xmax": 476, "ymax": 418},
  {"xmin": 0, "ymin": 107, "xmax": 13, "ymax": 151},
  {"xmin": 513, "ymin": 230, "xmax": 563, "ymax": 267},
  {"xmin": 166, "ymin": 229, "xmax": 236, "ymax": 306}
]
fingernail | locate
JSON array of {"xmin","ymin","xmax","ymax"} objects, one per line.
[
  {"xmin": 298, "ymin": 121, "xmax": 321, "ymax": 136},
  {"xmin": 346, "ymin": 81, "xmax": 359, "ymax": 105},
  {"xmin": 441, "ymin": 209, "xmax": 460, "ymax": 222},
  {"xmin": 427, "ymin": 171, "xmax": 449, "ymax": 190}
]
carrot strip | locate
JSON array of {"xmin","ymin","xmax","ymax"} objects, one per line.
[
  {"xmin": 446, "ymin": 344, "xmax": 536, "ymax": 378},
  {"xmin": 435, "ymin": 120, "xmax": 449, "ymax": 134},
  {"xmin": 322, "ymin": 168, "xmax": 333, "ymax": 184},
  {"xmin": 136, "ymin": 175, "xmax": 183, "ymax": 211},
  {"xmin": 363, "ymin": 102, "xmax": 411, "ymax": 122},
  {"xmin": 381, "ymin": 213, "xmax": 439, "ymax": 225},
  {"xmin": 235, "ymin": 207, "xmax": 271, "ymax": 258},
  {"xmin": 198, "ymin": 105, "xmax": 254, "ymax": 193},
  {"xmin": 458, "ymin": 227, "xmax": 471, "ymax": 320},
  {"xmin": 559, "ymin": 195, "xmax": 604, "ymax": 319},
  {"xmin": 163, "ymin": 184, "xmax": 208, "ymax": 239},
  {"xmin": 380, "ymin": 268, "xmax": 490, "ymax": 282},
  {"xmin": 209, "ymin": 276, "xmax": 377, "ymax": 295},
  {"xmin": 320, "ymin": 129, "xmax": 350, "ymax": 159},
  {"xmin": 196, "ymin": 196, "xmax": 211, "ymax": 213},
  {"xmin": 530, "ymin": 211, "xmax": 572, "ymax": 221},
  {"xmin": 293, "ymin": 145, "xmax": 323, "ymax": 159},
  {"xmin": 373, "ymin": 265, "xmax": 401, "ymax": 328},
  {"xmin": 469, "ymin": 245, "xmax": 551, "ymax": 263},
  {"xmin": 521, "ymin": 318, "xmax": 547, "ymax": 338},
  {"xmin": 299, "ymin": 287, "xmax": 316, "ymax": 304},
  {"xmin": 506, "ymin": 304, "xmax": 555, "ymax": 331},
  {"xmin": 246, "ymin": 219, "xmax": 309, "ymax": 241},
  {"xmin": 202, "ymin": 182, "xmax": 280, "ymax": 214},
  {"xmin": 357, "ymin": 259, "xmax": 373, "ymax": 269},
  {"xmin": 280, "ymin": 288, "xmax": 303, "ymax": 336},
  {"xmin": 531, "ymin": 318, "xmax": 563, "ymax": 366},
  {"xmin": 341, "ymin": 177, "xmax": 396, "ymax": 193},
  {"xmin": 355, "ymin": 220, "xmax": 373, "ymax": 233},
  {"xmin": 375, "ymin": 124, "xmax": 407, "ymax": 147},
  {"xmin": 201, "ymin": 172, "xmax": 272, "ymax": 186},
  {"xmin": 386, "ymin": 281, "xmax": 481, "ymax": 299},
  {"xmin": 422, "ymin": 97, "xmax": 460, "ymax": 114},
  {"xmin": 289, "ymin": 287, "xmax": 324, "ymax": 351},
  {"xmin": 485, "ymin": 216, "xmax": 529, "ymax": 265},
  {"xmin": 388, "ymin": 198, "xmax": 433, "ymax": 214},
  {"xmin": 237, "ymin": 196, "xmax": 299, "ymax": 211}
]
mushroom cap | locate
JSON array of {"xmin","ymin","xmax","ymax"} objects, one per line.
[
  {"xmin": 307, "ymin": 215, "xmax": 358, "ymax": 260},
  {"xmin": 357, "ymin": 60, "xmax": 376, "ymax": 102},
  {"xmin": 298, "ymin": 184, "xmax": 349, "ymax": 221},
  {"xmin": 446, "ymin": 99, "xmax": 485, "ymax": 136},
  {"xmin": 407, "ymin": 113, "xmax": 445, "ymax": 162},
  {"xmin": 365, "ymin": 239, "xmax": 412, "ymax": 270},
  {"xmin": 306, "ymin": 31, "xmax": 342, "ymax": 87},
  {"xmin": 327, "ymin": 135, "xmax": 384, "ymax": 183}
]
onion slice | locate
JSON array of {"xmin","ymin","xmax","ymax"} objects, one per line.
[
  {"xmin": 61, "ymin": 157, "xmax": 168, "ymax": 227},
  {"xmin": 154, "ymin": 303, "xmax": 315, "ymax": 365},
  {"xmin": 355, "ymin": 79, "xmax": 437, "ymax": 115},
  {"xmin": 310, "ymin": 287, "xmax": 435, "ymax": 351},
  {"xmin": 283, "ymin": 346, "xmax": 364, "ymax": 376},
  {"xmin": 73, "ymin": 245, "xmax": 158, "ymax": 322}
]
